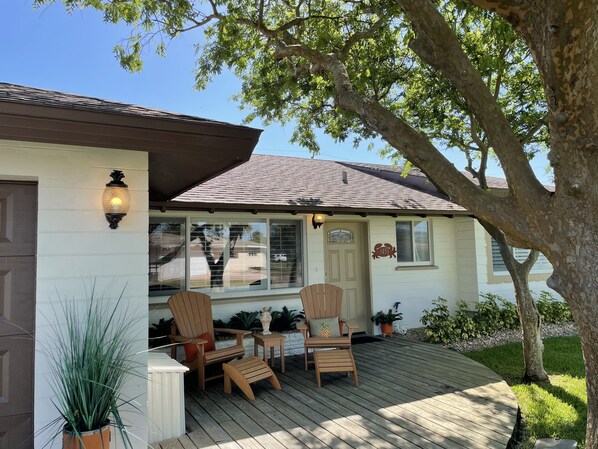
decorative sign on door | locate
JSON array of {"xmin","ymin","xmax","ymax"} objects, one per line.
[{"xmin": 371, "ymin": 243, "xmax": 397, "ymax": 259}]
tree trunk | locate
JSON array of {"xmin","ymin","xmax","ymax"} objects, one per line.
[
  {"xmin": 549, "ymin": 259, "xmax": 598, "ymax": 449},
  {"xmin": 480, "ymin": 220, "xmax": 548, "ymax": 382},
  {"xmin": 510, "ymin": 263, "xmax": 547, "ymax": 382}
]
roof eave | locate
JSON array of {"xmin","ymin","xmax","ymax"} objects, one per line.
[
  {"xmin": 149, "ymin": 200, "xmax": 468, "ymax": 217},
  {"xmin": 0, "ymin": 100, "xmax": 262, "ymax": 201}
]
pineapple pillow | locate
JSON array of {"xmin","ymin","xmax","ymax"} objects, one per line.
[{"xmin": 309, "ymin": 317, "xmax": 341, "ymax": 338}]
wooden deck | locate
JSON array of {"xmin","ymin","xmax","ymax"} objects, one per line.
[{"xmin": 157, "ymin": 337, "xmax": 518, "ymax": 449}]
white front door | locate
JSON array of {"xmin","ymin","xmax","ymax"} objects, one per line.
[{"xmin": 324, "ymin": 222, "xmax": 370, "ymax": 333}]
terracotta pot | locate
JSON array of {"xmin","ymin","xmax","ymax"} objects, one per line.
[
  {"xmin": 380, "ymin": 323, "xmax": 393, "ymax": 336},
  {"xmin": 63, "ymin": 422, "xmax": 110, "ymax": 449}
]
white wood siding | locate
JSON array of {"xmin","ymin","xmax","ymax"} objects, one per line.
[
  {"xmin": 367, "ymin": 216, "xmax": 460, "ymax": 329},
  {"xmin": 0, "ymin": 140, "xmax": 149, "ymax": 449},
  {"xmin": 454, "ymin": 217, "xmax": 479, "ymax": 306}
]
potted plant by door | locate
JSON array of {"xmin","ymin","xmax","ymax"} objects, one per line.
[
  {"xmin": 371, "ymin": 309, "xmax": 403, "ymax": 337},
  {"xmin": 43, "ymin": 283, "xmax": 141, "ymax": 449}
]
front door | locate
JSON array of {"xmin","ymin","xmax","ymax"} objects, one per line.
[
  {"xmin": 324, "ymin": 222, "xmax": 369, "ymax": 333},
  {"xmin": 0, "ymin": 182, "xmax": 37, "ymax": 449}
]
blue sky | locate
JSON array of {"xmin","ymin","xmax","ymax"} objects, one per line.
[{"xmin": 3, "ymin": 1, "xmax": 551, "ymax": 183}]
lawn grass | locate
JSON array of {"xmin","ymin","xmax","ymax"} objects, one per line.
[{"xmin": 466, "ymin": 337, "xmax": 586, "ymax": 448}]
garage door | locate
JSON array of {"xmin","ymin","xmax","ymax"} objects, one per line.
[{"xmin": 0, "ymin": 182, "xmax": 36, "ymax": 449}]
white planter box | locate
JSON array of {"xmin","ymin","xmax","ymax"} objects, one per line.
[{"xmin": 147, "ymin": 352, "xmax": 189, "ymax": 443}]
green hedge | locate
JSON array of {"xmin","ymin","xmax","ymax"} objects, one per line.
[{"xmin": 420, "ymin": 291, "xmax": 571, "ymax": 344}]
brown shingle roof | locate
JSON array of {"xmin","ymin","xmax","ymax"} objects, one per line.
[
  {"xmin": 0, "ymin": 82, "xmax": 248, "ymax": 128},
  {"xmin": 172, "ymin": 154, "xmax": 467, "ymax": 214}
]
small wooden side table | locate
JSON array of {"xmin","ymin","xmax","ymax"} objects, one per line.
[{"xmin": 253, "ymin": 332, "xmax": 286, "ymax": 373}]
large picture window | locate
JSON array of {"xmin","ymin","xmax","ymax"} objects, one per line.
[
  {"xmin": 491, "ymin": 239, "xmax": 552, "ymax": 274},
  {"xmin": 189, "ymin": 219, "xmax": 268, "ymax": 291},
  {"xmin": 149, "ymin": 216, "xmax": 304, "ymax": 296},
  {"xmin": 396, "ymin": 220, "xmax": 432, "ymax": 264}
]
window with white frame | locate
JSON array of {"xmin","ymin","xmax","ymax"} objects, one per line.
[
  {"xmin": 148, "ymin": 216, "xmax": 304, "ymax": 296},
  {"xmin": 491, "ymin": 239, "xmax": 552, "ymax": 274},
  {"xmin": 396, "ymin": 220, "xmax": 432, "ymax": 264}
]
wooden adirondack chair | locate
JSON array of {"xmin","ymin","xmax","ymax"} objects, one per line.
[
  {"xmin": 297, "ymin": 284, "xmax": 358, "ymax": 370},
  {"xmin": 168, "ymin": 291, "xmax": 250, "ymax": 390}
]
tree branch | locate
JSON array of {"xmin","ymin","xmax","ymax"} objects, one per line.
[
  {"xmin": 519, "ymin": 116, "xmax": 547, "ymax": 145},
  {"xmin": 397, "ymin": 0, "xmax": 549, "ymax": 210},
  {"xmin": 270, "ymin": 43, "xmax": 543, "ymax": 242}
]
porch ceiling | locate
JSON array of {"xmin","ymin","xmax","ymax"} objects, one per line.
[{"xmin": 0, "ymin": 83, "xmax": 262, "ymax": 201}]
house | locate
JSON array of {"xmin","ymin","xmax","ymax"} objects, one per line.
[
  {"xmin": 0, "ymin": 82, "xmax": 553, "ymax": 448},
  {"xmin": 148, "ymin": 154, "xmax": 554, "ymax": 333},
  {"xmin": 0, "ymin": 82, "xmax": 260, "ymax": 448}
]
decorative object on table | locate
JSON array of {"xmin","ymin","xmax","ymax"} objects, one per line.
[
  {"xmin": 371, "ymin": 243, "xmax": 397, "ymax": 259},
  {"xmin": 371, "ymin": 308, "xmax": 403, "ymax": 337},
  {"xmin": 43, "ymin": 282, "xmax": 141, "ymax": 449},
  {"xmin": 260, "ymin": 307, "xmax": 272, "ymax": 335},
  {"xmin": 298, "ymin": 283, "xmax": 358, "ymax": 370}
]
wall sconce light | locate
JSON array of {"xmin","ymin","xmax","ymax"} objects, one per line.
[
  {"xmin": 102, "ymin": 170, "xmax": 130, "ymax": 230},
  {"xmin": 312, "ymin": 213, "xmax": 325, "ymax": 229}
]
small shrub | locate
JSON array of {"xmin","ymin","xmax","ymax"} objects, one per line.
[
  {"xmin": 420, "ymin": 298, "xmax": 459, "ymax": 344},
  {"xmin": 475, "ymin": 293, "xmax": 504, "ymax": 335},
  {"xmin": 454, "ymin": 301, "xmax": 480, "ymax": 340},
  {"xmin": 420, "ymin": 291, "xmax": 571, "ymax": 345},
  {"xmin": 213, "ymin": 319, "xmax": 227, "ymax": 329},
  {"xmin": 148, "ymin": 318, "xmax": 174, "ymax": 348},
  {"xmin": 228, "ymin": 310, "xmax": 260, "ymax": 330},
  {"xmin": 474, "ymin": 293, "xmax": 520, "ymax": 335},
  {"xmin": 271, "ymin": 306, "xmax": 301, "ymax": 332},
  {"xmin": 498, "ymin": 297, "xmax": 519, "ymax": 329},
  {"xmin": 536, "ymin": 290, "xmax": 572, "ymax": 324}
]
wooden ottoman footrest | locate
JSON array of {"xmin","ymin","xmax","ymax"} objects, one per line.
[
  {"xmin": 314, "ymin": 349, "xmax": 358, "ymax": 387},
  {"xmin": 223, "ymin": 356, "xmax": 281, "ymax": 400}
]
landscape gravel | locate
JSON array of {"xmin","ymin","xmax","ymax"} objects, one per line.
[{"xmin": 401, "ymin": 322, "xmax": 578, "ymax": 352}]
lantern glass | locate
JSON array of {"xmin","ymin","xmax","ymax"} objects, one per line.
[{"xmin": 102, "ymin": 186, "xmax": 131, "ymax": 215}]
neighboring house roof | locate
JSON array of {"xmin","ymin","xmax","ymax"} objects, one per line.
[
  {"xmin": 0, "ymin": 82, "xmax": 262, "ymax": 201},
  {"xmin": 166, "ymin": 154, "xmax": 468, "ymax": 215}
]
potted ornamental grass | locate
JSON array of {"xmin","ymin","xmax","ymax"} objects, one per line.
[
  {"xmin": 43, "ymin": 283, "xmax": 142, "ymax": 449},
  {"xmin": 371, "ymin": 309, "xmax": 403, "ymax": 336}
]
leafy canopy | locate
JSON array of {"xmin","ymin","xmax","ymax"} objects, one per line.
[{"xmin": 36, "ymin": 0, "xmax": 547, "ymax": 175}]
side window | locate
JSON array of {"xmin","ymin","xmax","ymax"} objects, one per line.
[
  {"xmin": 491, "ymin": 239, "xmax": 552, "ymax": 274},
  {"xmin": 396, "ymin": 220, "xmax": 432, "ymax": 264}
]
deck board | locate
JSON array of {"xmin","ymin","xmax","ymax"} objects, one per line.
[{"xmin": 165, "ymin": 337, "xmax": 517, "ymax": 449}]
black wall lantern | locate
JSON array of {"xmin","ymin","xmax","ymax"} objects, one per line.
[
  {"xmin": 312, "ymin": 213, "xmax": 325, "ymax": 229},
  {"xmin": 102, "ymin": 170, "xmax": 131, "ymax": 229}
]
